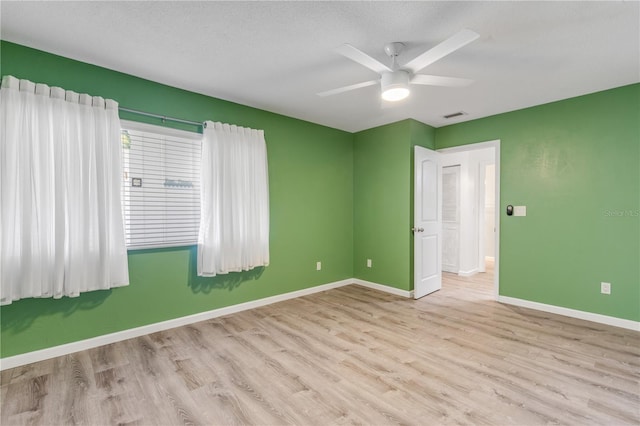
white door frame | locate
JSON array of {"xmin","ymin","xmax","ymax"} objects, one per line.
[{"xmin": 437, "ymin": 140, "xmax": 500, "ymax": 300}]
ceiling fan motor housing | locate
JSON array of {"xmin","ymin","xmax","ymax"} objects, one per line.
[{"xmin": 381, "ymin": 70, "xmax": 410, "ymax": 101}]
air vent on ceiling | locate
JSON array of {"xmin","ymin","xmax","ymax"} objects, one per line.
[{"xmin": 443, "ymin": 111, "xmax": 467, "ymax": 119}]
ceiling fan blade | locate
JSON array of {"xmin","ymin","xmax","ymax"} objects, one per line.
[
  {"xmin": 336, "ymin": 44, "xmax": 392, "ymax": 74},
  {"xmin": 317, "ymin": 80, "xmax": 379, "ymax": 97},
  {"xmin": 411, "ymin": 74, "xmax": 474, "ymax": 87},
  {"xmin": 403, "ymin": 29, "xmax": 479, "ymax": 73}
]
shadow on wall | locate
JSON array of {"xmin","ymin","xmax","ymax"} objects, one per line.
[
  {"xmin": 187, "ymin": 245, "xmax": 265, "ymax": 293},
  {"xmin": 1, "ymin": 246, "xmax": 265, "ymax": 336},
  {"xmin": 0, "ymin": 289, "xmax": 110, "ymax": 334}
]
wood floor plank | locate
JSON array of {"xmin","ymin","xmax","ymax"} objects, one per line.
[{"xmin": 2, "ymin": 264, "xmax": 639, "ymax": 425}]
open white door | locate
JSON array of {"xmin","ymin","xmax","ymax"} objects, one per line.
[{"xmin": 414, "ymin": 146, "xmax": 442, "ymax": 299}]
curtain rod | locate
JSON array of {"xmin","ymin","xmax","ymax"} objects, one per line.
[{"xmin": 118, "ymin": 106, "xmax": 203, "ymax": 127}]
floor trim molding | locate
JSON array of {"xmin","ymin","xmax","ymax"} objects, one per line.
[
  {"xmin": 458, "ymin": 269, "xmax": 479, "ymax": 277},
  {"xmin": 352, "ymin": 278, "xmax": 414, "ymax": 298},
  {"xmin": 0, "ymin": 278, "xmax": 352, "ymax": 371},
  {"xmin": 499, "ymin": 296, "xmax": 640, "ymax": 331},
  {"xmin": 6, "ymin": 282, "xmax": 635, "ymax": 370}
]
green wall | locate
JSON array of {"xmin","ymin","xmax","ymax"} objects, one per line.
[
  {"xmin": 1, "ymin": 40, "xmax": 638, "ymax": 359},
  {"xmin": 0, "ymin": 41, "xmax": 354, "ymax": 357},
  {"xmin": 435, "ymin": 84, "xmax": 640, "ymax": 321},
  {"xmin": 353, "ymin": 119, "xmax": 435, "ymax": 290}
]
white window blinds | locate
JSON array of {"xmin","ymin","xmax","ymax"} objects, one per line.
[{"xmin": 121, "ymin": 121, "xmax": 201, "ymax": 249}]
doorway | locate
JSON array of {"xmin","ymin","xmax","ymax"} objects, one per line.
[{"xmin": 438, "ymin": 141, "xmax": 500, "ymax": 299}]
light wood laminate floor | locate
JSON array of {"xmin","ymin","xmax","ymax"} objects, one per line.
[{"xmin": 2, "ymin": 266, "xmax": 639, "ymax": 425}]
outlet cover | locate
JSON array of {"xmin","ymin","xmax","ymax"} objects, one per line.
[
  {"xmin": 367, "ymin": 259, "xmax": 372, "ymax": 268},
  {"xmin": 316, "ymin": 261, "xmax": 322, "ymax": 271},
  {"xmin": 601, "ymin": 282, "xmax": 611, "ymax": 295}
]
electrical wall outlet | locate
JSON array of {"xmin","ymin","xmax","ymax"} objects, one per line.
[
  {"xmin": 367, "ymin": 259, "xmax": 372, "ymax": 268},
  {"xmin": 601, "ymin": 282, "xmax": 611, "ymax": 295},
  {"xmin": 316, "ymin": 261, "xmax": 322, "ymax": 271}
]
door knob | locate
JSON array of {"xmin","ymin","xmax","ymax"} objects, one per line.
[{"xmin": 412, "ymin": 227, "xmax": 424, "ymax": 233}]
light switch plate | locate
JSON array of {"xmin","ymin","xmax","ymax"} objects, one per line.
[{"xmin": 514, "ymin": 205, "xmax": 527, "ymax": 216}]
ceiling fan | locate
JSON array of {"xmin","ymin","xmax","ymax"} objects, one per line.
[{"xmin": 318, "ymin": 29, "xmax": 480, "ymax": 102}]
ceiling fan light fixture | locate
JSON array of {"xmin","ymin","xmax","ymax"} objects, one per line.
[
  {"xmin": 382, "ymin": 86, "xmax": 410, "ymax": 102},
  {"xmin": 381, "ymin": 70, "xmax": 410, "ymax": 102}
]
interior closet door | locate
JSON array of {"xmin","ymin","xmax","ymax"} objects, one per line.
[{"xmin": 442, "ymin": 165, "xmax": 460, "ymax": 273}]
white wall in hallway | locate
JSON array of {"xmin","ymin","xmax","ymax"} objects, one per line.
[{"xmin": 484, "ymin": 164, "xmax": 496, "ymax": 259}]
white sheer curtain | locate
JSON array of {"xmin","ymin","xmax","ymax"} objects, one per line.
[
  {"xmin": 0, "ymin": 75, "xmax": 129, "ymax": 305},
  {"xmin": 198, "ymin": 121, "xmax": 269, "ymax": 276}
]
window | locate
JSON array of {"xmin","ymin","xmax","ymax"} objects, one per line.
[{"xmin": 121, "ymin": 121, "xmax": 201, "ymax": 249}]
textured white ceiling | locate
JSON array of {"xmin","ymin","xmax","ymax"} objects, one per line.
[{"xmin": 2, "ymin": 1, "xmax": 639, "ymax": 132}]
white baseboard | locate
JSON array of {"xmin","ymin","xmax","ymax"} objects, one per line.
[
  {"xmin": 458, "ymin": 269, "xmax": 478, "ymax": 277},
  {"xmin": 0, "ymin": 278, "xmax": 352, "ymax": 371},
  {"xmin": 498, "ymin": 296, "xmax": 640, "ymax": 331},
  {"xmin": 352, "ymin": 278, "xmax": 413, "ymax": 298},
  {"xmin": 8, "ymin": 281, "xmax": 634, "ymax": 371}
]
